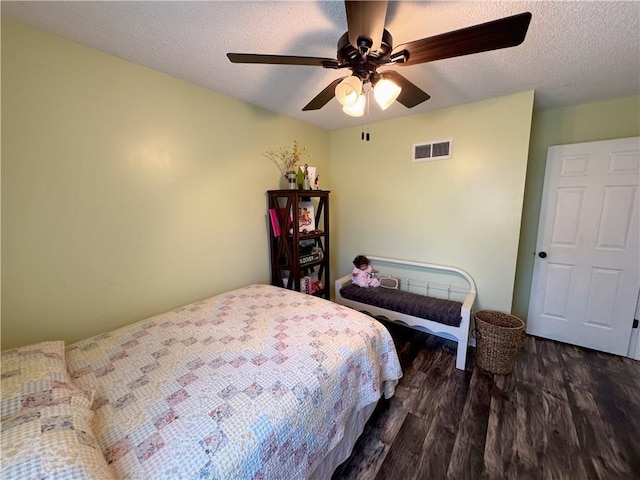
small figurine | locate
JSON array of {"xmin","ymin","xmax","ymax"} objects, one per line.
[
  {"xmin": 303, "ymin": 164, "xmax": 311, "ymax": 190},
  {"xmin": 314, "ymin": 174, "xmax": 320, "ymax": 190}
]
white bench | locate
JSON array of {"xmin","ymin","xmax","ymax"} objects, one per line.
[{"xmin": 335, "ymin": 256, "xmax": 477, "ymax": 370}]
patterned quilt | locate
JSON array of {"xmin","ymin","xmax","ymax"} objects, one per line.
[{"xmin": 65, "ymin": 284, "xmax": 402, "ymax": 479}]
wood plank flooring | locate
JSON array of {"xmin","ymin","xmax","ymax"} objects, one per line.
[{"xmin": 332, "ymin": 320, "xmax": 640, "ymax": 480}]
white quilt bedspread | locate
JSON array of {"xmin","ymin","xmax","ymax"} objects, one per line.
[{"xmin": 65, "ymin": 284, "xmax": 402, "ymax": 479}]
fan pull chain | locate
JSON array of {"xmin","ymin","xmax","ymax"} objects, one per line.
[{"xmin": 362, "ymin": 85, "xmax": 371, "ymax": 141}]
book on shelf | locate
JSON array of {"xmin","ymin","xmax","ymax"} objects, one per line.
[
  {"xmin": 299, "ymin": 252, "xmax": 320, "ymax": 266},
  {"xmin": 269, "ymin": 208, "xmax": 292, "ymax": 237},
  {"xmin": 298, "ymin": 201, "xmax": 315, "ymax": 233}
]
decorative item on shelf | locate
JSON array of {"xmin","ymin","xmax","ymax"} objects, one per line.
[
  {"xmin": 297, "ymin": 164, "xmax": 316, "ymax": 190},
  {"xmin": 302, "ymin": 276, "xmax": 324, "ymax": 295},
  {"xmin": 311, "ymin": 245, "xmax": 324, "ymax": 260},
  {"xmin": 298, "ymin": 201, "xmax": 315, "ymax": 233},
  {"xmin": 263, "ymin": 140, "xmax": 310, "ymax": 190},
  {"xmin": 286, "ymin": 171, "xmax": 297, "ymax": 189}
]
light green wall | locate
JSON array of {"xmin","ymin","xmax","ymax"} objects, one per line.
[
  {"xmin": 4, "ymin": 18, "xmax": 635, "ymax": 351},
  {"xmin": 512, "ymin": 95, "xmax": 640, "ymax": 321},
  {"xmin": 329, "ymin": 91, "xmax": 535, "ymax": 312},
  {"xmin": 1, "ymin": 19, "xmax": 329, "ymax": 349}
]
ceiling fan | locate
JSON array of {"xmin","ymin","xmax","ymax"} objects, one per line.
[{"xmin": 227, "ymin": 1, "xmax": 532, "ymax": 116}]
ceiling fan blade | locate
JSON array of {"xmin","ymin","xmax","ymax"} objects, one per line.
[
  {"xmin": 391, "ymin": 12, "xmax": 532, "ymax": 66},
  {"xmin": 382, "ymin": 71, "xmax": 430, "ymax": 108},
  {"xmin": 345, "ymin": 0, "xmax": 388, "ymax": 51},
  {"xmin": 302, "ymin": 77, "xmax": 347, "ymax": 111},
  {"xmin": 227, "ymin": 53, "xmax": 338, "ymax": 68}
]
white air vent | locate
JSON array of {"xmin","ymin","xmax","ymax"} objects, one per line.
[{"xmin": 412, "ymin": 139, "xmax": 453, "ymax": 162}]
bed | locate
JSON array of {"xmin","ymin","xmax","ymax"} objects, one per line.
[
  {"xmin": 335, "ymin": 256, "xmax": 476, "ymax": 371},
  {"xmin": 0, "ymin": 284, "xmax": 402, "ymax": 480}
]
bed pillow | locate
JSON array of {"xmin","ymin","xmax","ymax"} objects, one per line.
[
  {"xmin": 1, "ymin": 341, "xmax": 92, "ymax": 420},
  {"xmin": 0, "ymin": 394, "xmax": 114, "ymax": 480}
]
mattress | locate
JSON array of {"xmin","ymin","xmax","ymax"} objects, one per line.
[{"xmin": 64, "ymin": 284, "xmax": 402, "ymax": 479}]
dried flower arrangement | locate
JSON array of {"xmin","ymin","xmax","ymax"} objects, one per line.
[{"xmin": 263, "ymin": 140, "xmax": 310, "ymax": 174}]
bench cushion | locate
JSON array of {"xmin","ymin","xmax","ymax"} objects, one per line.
[{"xmin": 339, "ymin": 284, "xmax": 463, "ymax": 327}]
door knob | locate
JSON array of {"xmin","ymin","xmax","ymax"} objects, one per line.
[{"xmin": 538, "ymin": 251, "xmax": 547, "ymax": 258}]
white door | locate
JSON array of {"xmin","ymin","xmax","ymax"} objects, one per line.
[{"xmin": 527, "ymin": 137, "xmax": 640, "ymax": 356}]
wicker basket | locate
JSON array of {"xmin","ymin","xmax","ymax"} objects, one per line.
[{"xmin": 474, "ymin": 310, "xmax": 525, "ymax": 374}]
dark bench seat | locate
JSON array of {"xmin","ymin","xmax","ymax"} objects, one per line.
[{"xmin": 339, "ymin": 284, "xmax": 463, "ymax": 327}]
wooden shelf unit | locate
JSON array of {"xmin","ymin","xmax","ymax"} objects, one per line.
[{"xmin": 267, "ymin": 189, "xmax": 330, "ymax": 300}]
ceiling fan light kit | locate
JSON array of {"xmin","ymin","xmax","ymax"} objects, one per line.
[
  {"xmin": 373, "ymin": 76, "xmax": 402, "ymax": 110},
  {"xmin": 227, "ymin": 1, "xmax": 532, "ymax": 121},
  {"xmin": 342, "ymin": 94, "xmax": 366, "ymax": 117},
  {"xmin": 336, "ymin": 74, "xmax": 401, "ymax": 115},
  {"xmin": 335, "ymin": 76, "xmax": 363, "ymax": 107}
]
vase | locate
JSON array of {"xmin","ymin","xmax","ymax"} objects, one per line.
[{"xmin": 285, "ymin": 171, "xmax": 297, "ymax": 189}]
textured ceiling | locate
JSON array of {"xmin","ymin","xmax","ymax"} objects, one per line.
[{"xmin": 2, "ymin": 1, "xmax": 639, "ymax": 131}]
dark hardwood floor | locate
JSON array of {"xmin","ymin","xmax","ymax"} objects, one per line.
[{"xmin": 332, "ymin": 320, "xmax": 640, "ymax": 480}]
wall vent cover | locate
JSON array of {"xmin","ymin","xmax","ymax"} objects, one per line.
[{"xmin": 412, "ymin": 139, "xmax": 453, "ymax": 162}]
